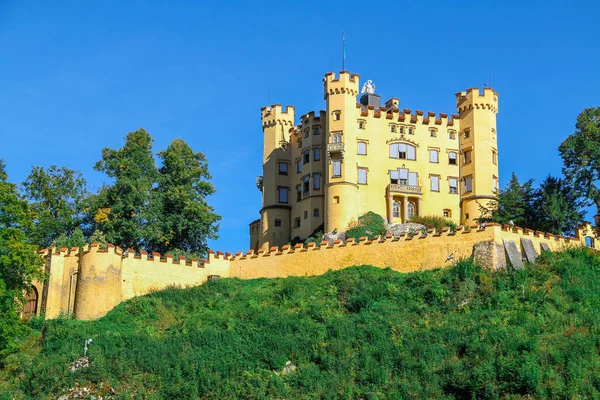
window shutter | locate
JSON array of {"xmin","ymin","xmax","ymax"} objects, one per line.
[
  {"xmin": 431, "ymin": 176, "xmax": 439, "ymax": 191},
  {"xmin": 390, "ymin": 170, "xmax": 399, "ymax": 180},
  {"xmin": 399, "ymin": 168, "xmax": 408, "ymax": 180},
  {"xmin": 389, "ymin": 143, "xmax": 398, "ymax": 158},
  {"xmin": 408, "ymin": 172, "xmax": 417, "ymax": 186},
  {"xmin": 407, "ymin": 145, "xmax": 415, "ymax": 160},
  {"xmin": 358, "ymin": 169, "xmax": 367, "ymax": 184}
]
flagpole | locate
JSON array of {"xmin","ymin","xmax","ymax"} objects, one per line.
[{"xmin": 342, "ymin": 32, "xmax": 345, "ymax": 71}]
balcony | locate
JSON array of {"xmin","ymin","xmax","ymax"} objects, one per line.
[
  {"xmin": 388, "ymin": 183, "xmax": 422, "ymax": 195},
  {"xmin": 327, "ymin": 142, "xmax": 344, "ymax": 153}
]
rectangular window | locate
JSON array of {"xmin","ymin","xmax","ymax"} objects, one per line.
[
  {"xmin": 399, "ymin": 168, "xmax": 408, "ymax": 185},
  {"xmin": 303, "ymin": 175, "xmax": 310, "ymax": 195},
  {"xmin": 493, "ymin": 175, "xmax": 499, "ymax": 192},
  {"xmin": 448, "ymin": 152, "xmax": 457, "ymax": 165},
  {"xmin": 399, "ymin": 143, "xmax": 407, "ymax": 159},
  {"xmin": 492, "ymin": 150, "xmax": 498, "ymax": 165},
  {"xmin": 334, "ymin": 112, "xmax": 341, "ymax": 121},
  {"xmin": 400, "ymin": 127, "xmax": 404, "ymax": 134},
  {"xmin": 465, "ymin": 176, "xmax": 473, "ymax": 192},
  {"xmin": 358, "ymin": 168, "xmax": 367, "ymax": 184},
  {"xmin": 464, "ymin": 130, "xmax": 470, "ymax": 139},
  {"xmin": 314, "ymin": 147, "xmax": 321, "ymax": 161},
  {"xmin": 464, "ymin": 150, "xmax": 472, "ymax": 164},
  {"xmin": 429, "ymin": 149, "xmax": 439, "ymax": 163},
  {"xmin": 408, "ymin": 127, "xmax": 413, "ymax": 135},
  {"xmin": 333, "ymin": 133, "xmax": 342, "ymax": 143},
  {"xmin": 294, "ymin": 217, "xmax": 301, "ymax": 227},
  {"xmin": 296, "ymin": 185, "xmax": 302, "ymax": 202},
  {"xmin": 275, "ymin": 219, "xmax": 282, "ymax": 227},
  {"xmin": 314, "ymin": 128, "xmax": 320, "ymax": 135},
  {"xmin": 278, "ymin": 187, "xmax": 288, "ymax": 203},
  {"xmin": 359, "ymin": 121, "xmax": 365, "ymax": 129},
  {"xmin": 390, "ymin": 125, "xmax": 396, "ymax": 133},
  {"xmin": 390, "ymin": 170, "xmax": 399, "ymax": 184},
  {"xmin": 304, "ymin": 210, "xmax": 308, "ymax": 219},
  {"xmin": 431, "ymin": 175, "xmax": 439, "ymax": 191},
  {"xmin": 449, "ymin": 178, "xmax": 458, "ymax": 194},
  {"xmin": 304, "ymin": 129, "xmax": 309, "ymax": 138},
  {"xmin": 408, "ymin": 172, "xmax": 418, "ymax": 187},
  {"xmin": 333, "ymin": 160, "xmax": 341, "ymax": 177},
  {"xmin": 296, "ymin": 159, "xmax": 302, "ymax": 173},
  {"xmin": 278, "ymin": 162, "xmax": 288, "ymax": 175},
  {"xmin": 313, "ymin": 208, "xmax": 320, "ymax": 217},
  {"xmin": 313, "ymin": 173, "xmax": 321, "ymax": 190},
  {"xmin": 303, "ymin": 150, "xmax": 310, "ymax": 164},
  {"xmin": 449, "ymin": 131, "xmax": 456, "ymax": 139},
  {"xmin": 358, "ymin": 142, "xmax": 367, "ymax": 155},
  {"xmin": 430, "ymin": 130, "xmax": 436, "ymax": 137}
]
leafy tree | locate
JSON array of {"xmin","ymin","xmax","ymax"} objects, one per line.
[
  {"xmin": 90, "ymin": 128, "xmax": 157, "ymax": 249},
  {"xmin": 531, "ymin": 175, "xmax": 584, "ymax": 235},
  {"xmin": 478, "ymin": 173, "xmax": 536, "ymax": 227},
  {"xmin": 146, "ymin": 139, "xmax": 220, "ymax": 256},
  {"xmin": 52, "ymin": 228, "xmax": 87, "ymax": 249},
  {"xmin": 559, "ymin": 107, "xmax": 600, "ymax": 220},
  {"xmin": 0, "ymin": 159, "xmax": 44, "ymax": 357},
  {"xmin": 22, "ymin": 166, "xmax": 88, "ymax": 248}
]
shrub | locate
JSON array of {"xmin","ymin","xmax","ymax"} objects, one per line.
[
  {"xmin": 410, "ymin": 215, "xmax": 457, "ymax": 232},
  {"xmin": 345, "ymin": 211, "xmax": 386, "ymax": 241}
]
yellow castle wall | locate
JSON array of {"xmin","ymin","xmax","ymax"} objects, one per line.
[{"xmin": 36, "ymin": 222, "xmax": 598, "ymax": 320}]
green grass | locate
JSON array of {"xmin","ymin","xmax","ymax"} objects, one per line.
[{"xmin": 2, "ymin": 248, "xmax": 600, "ymax": 399}]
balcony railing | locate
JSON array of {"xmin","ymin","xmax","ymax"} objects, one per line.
[
  {"xmin": 327, "ymin": 142, "xmax": 345, "ymax": 153},
  {"xmin": 388, "ymin": 183, "xmax": 422, "ymax": 194}
]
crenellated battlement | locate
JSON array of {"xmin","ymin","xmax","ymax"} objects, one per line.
[
  {"xmin": 358, "ymin": 104, "xmax": 460, "ymax": 126},
  {"xmin": 456, "ymin": 87, "xmax": 499, "ymax": 114},
  {"xmin": 323, "ymin": 71, "xmax": 360, "ymax": 98},
  {"xmin": 261, "ymin": 104, "xmax": 296, "ymax": 128}
]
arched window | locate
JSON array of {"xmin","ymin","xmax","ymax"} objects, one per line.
[
  {"xmin": 408, "ymin": 202, "xmax": 415, "ymax": 219},
  {"xmin": 585, "ymin": 236, "xmax": 595, "ymax": 248},
  {"xmin": 393, "ymin": 201, "xmax": 400, "ymax": 218},
  {"xmin": 389, "ymin": 143, "xmax": 416, "ymax": 160}
]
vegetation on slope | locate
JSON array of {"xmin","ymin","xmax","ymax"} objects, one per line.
[{"xmin": 2, "ymin": 248, "xmax": 600, "ymax": 399}]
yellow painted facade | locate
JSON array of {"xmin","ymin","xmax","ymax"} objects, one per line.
[{"xmin": 251, "ymin": 71, "xmax": 500, "ymax": 251}]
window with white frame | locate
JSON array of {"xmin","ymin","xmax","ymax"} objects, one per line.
[
  {"xmin": 407, "ymin": 202, "xmax": 415, "ymax": 219},
  {"xmin": 408, "ymin": 171, "xmax": 418, "ymax": 186},
  {"xmin": 429, "ymin": 149, "xmax": 439, "ymax": 163},
  {"xmin": 332, "ymin": 160, "xmax": 341, "ymax": 177},
  {"xmin": 399, "ymin": 168, "xmax": 408, "ymax": 184},
  {"xmin": 448, "ymin": 152, "xmax": 457, "ymax": 165},
  {"xmin": 357, "ymin": 142, "xmax": 367, "ymax": 155},
  {"xmin": 389, "ymin": 143, "xmax": 416, "ymax": 160},
  {"xmin": 358, "ymin": 168, "xmax": 367, "ymax": 184},
  {"xmin": 332, "ymin": 133, "xmax": 342, "ymax": 143},
  {"xmin": 449, "ymin": 177, "xmax": 458, "ymax": 194},
  {"xmin": 430, "ymin": 175, "xmax": 440, "ymax": 191},
  {"xmin": 393, "ymin": 201, "xmax": 400, "ymax": 218}
]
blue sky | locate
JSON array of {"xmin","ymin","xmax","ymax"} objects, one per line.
[{"xmin": 1, "ymin": 1, "xmax": 599, "ymax": 253}]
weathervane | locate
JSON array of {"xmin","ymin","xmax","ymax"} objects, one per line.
[{"xmin": 361, "ymin": 80, "xmax": 375, "ymax": 95}]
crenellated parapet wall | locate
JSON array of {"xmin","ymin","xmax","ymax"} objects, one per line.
[
  {"xmin": 357, "ymin": 103, "xmax": 460, "ymax": 127},
  {"xmin": 35, "ymin": 223, "xmax": 598, "ymax": 320}
]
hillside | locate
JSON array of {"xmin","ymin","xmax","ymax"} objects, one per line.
[{"xmin": 2, "ymin": 249, "xmax": 600, "ymax": 399}]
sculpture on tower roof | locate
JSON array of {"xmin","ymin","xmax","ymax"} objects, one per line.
[{"xmin": 361, "ymin": 79, "xmax": 376, "ymax": 95}]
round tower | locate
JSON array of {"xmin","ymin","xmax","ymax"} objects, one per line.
[
  {"xmin": 73, "ymin": 244, "xmax": 123, "ymax": 320},
  {"xmin": 323, "ymin": 71, "xmax": 360, "ymax": 233},
  {"xmin": 456, "ymin": 88, "xmax": 499, "ymax": 226},
  {"xmin": 258, "ymin": 105, "xmax": 295, "ymax": 249}
]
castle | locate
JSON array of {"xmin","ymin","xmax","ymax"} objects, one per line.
[
  {"xmin": 20, "ymin": 71, "xmax": 600, "ymax": 322},
  {"xmin": 250, "ymin": 71, "xmax": 499, "ymax": 251}
]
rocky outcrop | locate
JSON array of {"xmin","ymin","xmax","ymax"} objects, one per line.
[
  {"xmin": 323, "ymin": 231, "xmax": 346, "ymax": 245},
  {"xmin": 385, "ymin": 223, "xmax": 426, "ymax": 237}
]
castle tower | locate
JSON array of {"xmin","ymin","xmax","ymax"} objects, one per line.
[
  {"xmin": 456, "ymin": 88, "xmax": 499, "ymax": 225},
  {"xmin": 258, "ymin": 105, "xmax": 295, "ymax": 249},
  {"xmin": 323, "ymin": 71, "xmax": 360, "ymax": 233},
  {"xmin": 73, "ymin": 244, "xmax": 123, "ymax": 320}
]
